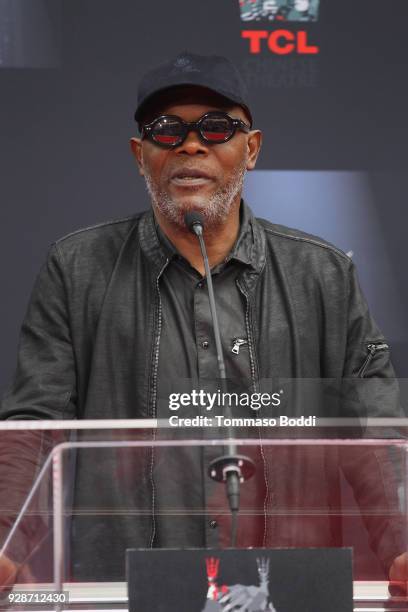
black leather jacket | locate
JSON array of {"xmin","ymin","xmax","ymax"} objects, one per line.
[
  {"xmin": 0, "ymin": 202, "xmax": 404, "ymax": 580},
  {"xmin": 1, "ymin": 201, "xmax": 398, "ymax": 419}
]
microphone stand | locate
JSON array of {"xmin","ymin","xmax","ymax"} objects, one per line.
[{"xmin": 185, "ymin": 213, "xmax": 255, "ymax": 546}]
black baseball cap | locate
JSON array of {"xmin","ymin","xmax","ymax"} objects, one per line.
[{"xmin": 134, "ymin": 51, "xmax": 253, "ymax": 127}]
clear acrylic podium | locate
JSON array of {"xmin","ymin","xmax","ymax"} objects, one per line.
[{"xmin": 0, "ymin": 417, "xmax": 407, "ymax": 611}]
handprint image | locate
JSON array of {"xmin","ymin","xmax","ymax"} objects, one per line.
[{"xmin": 202, "ymin": 558, "xmax": 277, "ymax": 612}]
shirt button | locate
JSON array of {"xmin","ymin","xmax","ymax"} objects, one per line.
[
  {"xmin": 209, "ymin": 520, "xmax": 218, "ymax": 529},
  {"xmin": 197, "ymin": 281, "xmax": 203, "ymax": 289},
  {"xmin": 201, "ymin": 340, "xmax": 209, "ymax": 349}
]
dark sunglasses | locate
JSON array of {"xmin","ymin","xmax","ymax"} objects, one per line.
[{"xmin": 141, "ymin": 111, "xmax": 250, "ymax": 148}]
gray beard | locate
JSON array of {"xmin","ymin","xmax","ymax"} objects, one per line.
[{"xmin": 143, "ymin": 160, "xmax": 247, "ymax": 229}]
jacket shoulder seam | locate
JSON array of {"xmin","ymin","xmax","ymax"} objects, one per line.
[
  {"xmin": 261, "ymin": 224, "xmax": 350, "ymax": 263},
  {"xmin": 55, "ymin": 215, "xmax": 140, "ymax": 245}
]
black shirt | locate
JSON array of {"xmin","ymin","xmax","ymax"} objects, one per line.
[{"xmin": 153, "ymin": 204, "xmax": 266, "ymax": 549}]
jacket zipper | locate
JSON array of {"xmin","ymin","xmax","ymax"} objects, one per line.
[
  {"xmin": 236, "ymin": 279, "xmax": 269, "ymax": 547},
  {"xmin": 231, "ymin": 337, "xmax": 248, "ymax": 354},
  {"xmin": 358, "ymin": 342, "xmax": 389, "ymax": 378},
  {"xmin": 149, "ymin": 257, "xmax": 169, "ymax": 549},
  {"xmin": 236, "ymin": 280, "xmax": 258, "ymax": 392},
  {"xmin": 150, "ymin": 258, "xmax": 169, "ymax": 414}
]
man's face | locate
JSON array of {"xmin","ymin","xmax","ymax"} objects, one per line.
[{"xmin": 131, "ymin": 90, "xmax": 261, "ymax": 229}]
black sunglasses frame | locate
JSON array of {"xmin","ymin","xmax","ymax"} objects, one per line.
[{"xmin": 141, "ymin": 111, "xmax": 250, "ymax": 148}]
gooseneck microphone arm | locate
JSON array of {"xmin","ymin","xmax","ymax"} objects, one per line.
[
  {"xmin": 189, "ymin": 220, "xmax": 227, "ymax": 381},
  {"xmin": 184, "ymin": 212, "xmax": 255, "ymax": 546}
]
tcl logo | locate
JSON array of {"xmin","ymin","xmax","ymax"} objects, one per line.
[{"xmin": 242, "ymin": 29, "xmax": 319, "ymax": 54}]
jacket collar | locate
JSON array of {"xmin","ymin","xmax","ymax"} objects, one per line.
[
  {"xmin": 138, "ymin": 208, "xmax": 169, "ymax": 273},
  {"xmin": 138, "ymin": 200, "xmax": 266, "ymax": 282}
]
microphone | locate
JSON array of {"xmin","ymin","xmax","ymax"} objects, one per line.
[
  {"xmin": 184, "ymin": 211, "xmax": 226, "ymax": 380},
  {"xmin": 184, "ymin": 211, "xmax": 255, "ymax": 546},
  {"xmin": 184, "ymin": 211, "xmax": 204, "ymax": 236}
]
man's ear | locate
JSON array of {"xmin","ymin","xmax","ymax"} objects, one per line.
[
  {"xmin": 130, "ymin": 137, "xmax": 144, "ymax": 176},
  {"xmin": 246, "ymin": 130, "xmax": 262, "ymax": 171}
]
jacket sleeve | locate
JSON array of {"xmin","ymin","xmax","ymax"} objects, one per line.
[
  {"xmin": 341, "ymin": 261, "xmax": 403, "ymax": 418},
  {"xmin": 340, "ymin": 262, "xmax": 406, "ymax": 573},
  {"xmin": 343, "ymin": 262, "xmax": 399, "ymax": 379},
  {"xmin": 0, "ymin": 244, "xmax": 77, "ymax": 568},
  {"xmin": 1, "ymin": 243, "xmax": 77, "ymax": 420}
]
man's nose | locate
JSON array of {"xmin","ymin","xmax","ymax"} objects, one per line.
[{"xmin": 175, "ymin": 129, "xmax": 209, "ymax": 155}]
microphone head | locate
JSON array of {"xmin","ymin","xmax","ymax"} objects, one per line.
[{"xmin": 184, "ymin": 211, "xmax": 204, "ymax": 235}]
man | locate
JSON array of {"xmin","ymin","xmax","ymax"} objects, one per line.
[{"xmin": 0, "ymin": 52, "xmax": 407, "ymax": 588}]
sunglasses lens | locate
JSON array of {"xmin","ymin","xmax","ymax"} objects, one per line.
[
  {"xmin": 151, "ymin": 117, "xmax": 183, "ymax": 146},
  {"xmin": 145, "ymin": 113, "xmax": 238, "ymax": 147},
  {"xmin": 200, "ymin": 115, "xmax": 233, "ymax": 142}
]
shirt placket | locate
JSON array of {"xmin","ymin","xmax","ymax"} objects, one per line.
[{"xmin": 193, "ymin": 274, "xmax": 230, "ymax": 547}]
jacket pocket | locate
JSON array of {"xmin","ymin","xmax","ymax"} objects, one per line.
[{"xmin": 357, "ymin": 342, "xmax": 390, "ymax": 378}]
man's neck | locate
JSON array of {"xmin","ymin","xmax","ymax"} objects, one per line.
[{"xmin": 154, "ymin": 200, "xmax": 241, "ymax": 277}]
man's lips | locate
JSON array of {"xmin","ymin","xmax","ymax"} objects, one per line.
[
  {"xmin": 169, "ymin": 169, "xmax": 214, "ymax": 187},
  {"xmin": 170, "ymin": 168, "xmax": 213, "ymax": 180}
]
